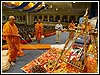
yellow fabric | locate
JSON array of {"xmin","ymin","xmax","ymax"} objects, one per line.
[{"xmin": 2, "ymin": 21, "xmax": 24, "ymax": 62}]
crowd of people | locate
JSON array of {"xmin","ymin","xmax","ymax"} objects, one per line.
[{"xmin": 2, "ymin": 19, "xmax": 56, "ymax": 45}]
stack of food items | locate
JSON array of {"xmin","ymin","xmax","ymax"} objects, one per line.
[
  {"xmin": 21, "ymin": 48, "xmax": 70, "ymax": 73},
  {"xmin": 85, "ymin": 55, "xmax": 98, "ymax": 73},
  {"xmin": 31, "ymin": 65, "xmax": 47, "ymax": 73},
  {"xmin": 21, "ymin": 47, "xmax": 98, "ymax": 73},
  {"xmin": 87, "ymin": 44, "xmax": 98, "ymax": 61},
  {"xmin": 66, "ymin": 63, "xmax": 82, "ymax": 73},
  {"xmin": 53, "ymin": 62, "xmax": 68, "ymax": 73}
]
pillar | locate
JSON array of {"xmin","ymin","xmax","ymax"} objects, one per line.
[
  {"xmin": 47, "ymin": 15, "xmax": 49, "ymax": 22},
  {"xmin": 60, "ymin": 15, "xmax": 62, "ymax": 21}
]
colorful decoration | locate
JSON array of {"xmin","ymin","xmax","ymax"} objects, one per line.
[
  {"xmin": 23, "ymin": 2, "xmax": 42, "ymax": 12},
  {"xmin": 3, "ymin": 2, "xmax": 47, "ymax": 12},
  {"xmin": 3, "ymin": 2, "xmax": 29, "ymax": 9},
  {"xmin": 21, "ymin": 48, "xmax": 98, "ymax": 73}
]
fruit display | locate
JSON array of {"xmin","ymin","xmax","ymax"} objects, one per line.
[
  {"xmin": 66, "ymin": 63, "xmax": 82, "ymax": 73},
  {"xmin": 53, "ymin": 62, "xmax": 68, "ymax": 73},
  {"xmin": 54, "ymin": 68, "xmax": 67, "ymax": 73},
  {"xmin": 21, "ymin": 47, "xmax": 98, "ymax": 73},
  {"xmin": 85, "ymin": 55, "xmax": 98, "ymax": 73}
]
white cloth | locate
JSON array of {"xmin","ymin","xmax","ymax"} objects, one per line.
[
  {"xmin": 56, "ymin": 31, "xmax": 62, "ymax": 42},
  {"xmin": 55, "ymin": 24, "xmax": 63, "ymax": 42},
  {"xmin": 88, "ymin": 17, "xmax": 98, "ymax": 29},
  {"xmin": 2, "ymin": 50, "xmax": 8, "ymax": 56},
  {"xmin": 2, "ymin": 50, "xmax": 10, "ymax": 71},
  {"xmin": 55, "ymin": 24, "xmax": 63, "ymax": 30},
  {"xmin": 51, "ymin": 44, "xmax": 65, "ymax": 49}
]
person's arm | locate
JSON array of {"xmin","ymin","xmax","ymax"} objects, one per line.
[
  {"xmin": 2, "ymin": 24, "xmax": 7, "ymax": 40},
  {"xmin": 55, "ymin": 24, "xmax": 58, "ymax": 30},
  {"xmin": 73, "ymin": 23, "xmax": 76, "ymax": 29},
  {"xmin": 60, "ymin": 25, "xmax": 64, "ymax": 32},
  {"xmin": 61, "ymin": 24, "xmax": 63, "ymax": 30},
  {"xmin": 41, "ymin": 23, "xmax": 44, "ymax": 35},
  {"xmin": 68, "ymin": 23, "xmax": 71, "ymax": 29}
]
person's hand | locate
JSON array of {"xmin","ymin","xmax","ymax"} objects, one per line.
[
  {"xmin": 17, "ymin": 34, "xmax": 21, "ymax": 37},
  {"xmin": 61, "ymin": 30, "xmax": 64, "ymax": 32}
]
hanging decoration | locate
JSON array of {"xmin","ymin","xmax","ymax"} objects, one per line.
[
  {"xmin": 13, "ymin": 2, "xmax": 30, "ymax": 9},
  {"xmin": 3, "ymin": 2, "xmax": 29, "ymax": 9},
  {"xmin": 23, "ymin": 2, "xmax": 42, "ymax": 12},
  {"xmin": 34, "ymin": 4, "xmax": 48, "ymax": 12},
  {"xmin": 3, "ymin": 2, "xmax": 46, "ymax": 12}
]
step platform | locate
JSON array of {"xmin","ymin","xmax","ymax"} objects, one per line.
[{"xmin": 2, "ymin": 44, "xmax": 51, "ymax": 50}]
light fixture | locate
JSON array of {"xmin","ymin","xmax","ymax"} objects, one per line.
[
  {"xmin": 56, "ymin": 8, "xmax": 58, "ymax": 10},
  {"xmin": 50, "ymin": 5, "xmax": 52, "ymax": 8},
  {"xmin": 11, "ymin": 2, "xmax": 15, "ymax": 4},
  {"xmin": 73, "ymin": 2, "xmax": 76, "ymax": 3}
]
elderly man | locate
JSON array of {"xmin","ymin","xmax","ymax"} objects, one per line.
[
  {"xmin": 55, "ymin": 20, "xmax": 63, "ymax": 43},
  {"xmin": 2, "ymin": 16, "xmax": 25, "ymax": 65}
]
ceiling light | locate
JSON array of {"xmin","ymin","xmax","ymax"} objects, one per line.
[
  {"xmin": 50, "ymin": 5, "xmax": 52, "ymax": 8},
  {"xmin": 73, "ymin": 2, "xmax": 76, "ymax": 3},
  {"xmin": 11, "ymin": 2, "xmax": 15, "ymax": 4},
  {"xmin": 56, "ymin": 8, "xmax": 58, "ymax": 10}
]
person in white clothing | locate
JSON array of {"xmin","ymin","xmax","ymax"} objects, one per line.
[{"xmin": 55, "ymin": 20, "xmax": 63, "ymax": 43}]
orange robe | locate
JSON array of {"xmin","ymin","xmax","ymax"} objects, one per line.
[
  {"xmin": 2, "ymin": 21, "xmax": 24, "ymax": 62},
  {"xmin": 87, "ymin": 23, "xmax": 92, "ymax": 31},
  {"xmin": 68, "ymin": 23, "xmax": 76, "ymax": 39},
  {"xmin": 35, "ymin": 22, "xmax": 43, "ymax": 42}
]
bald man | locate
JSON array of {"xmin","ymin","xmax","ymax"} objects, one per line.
[{"xmin": 2, "ymin": 16, "xmax": 25, "ymax": 65}]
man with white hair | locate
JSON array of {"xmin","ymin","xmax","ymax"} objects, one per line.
[{"xmin": 2, "ymin": 16, "xmax": 25, "ymax": 65}]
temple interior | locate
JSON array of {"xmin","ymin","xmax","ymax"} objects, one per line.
[{"xmin": 1, "ymin": 1, "xmax": 99, "ymax": 74}]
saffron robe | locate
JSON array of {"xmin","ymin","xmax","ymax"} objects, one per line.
[
  {"xmin": 68, "ymin": 23, "xmax": 76, "ymax": 39},
  {"xmin": 35, "ymin": 22, "xmax": 43, "ymax": 42},
  {"xmin": 2, "ymin": 21, "xmax": 24, "ymax": 62}
]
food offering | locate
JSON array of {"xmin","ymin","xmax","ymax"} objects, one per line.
[
  {"xmin": 21, "ymin": 47, "xmax": 98, "ymax": 73},
  {"xmin": 21, "ymin": 48, "xmax": 63, "ymax": 73},
  {"xmin": 85, "ymin": 55, "xmax": 98, "ymax": 73},
  {"xmin": 31, "ymin": 65, "xmax": 47, "ymax": 73}
]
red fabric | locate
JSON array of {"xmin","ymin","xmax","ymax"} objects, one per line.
[{"xmin": 20, "ymin": 38, "xmax": 32, "ymax": 44}]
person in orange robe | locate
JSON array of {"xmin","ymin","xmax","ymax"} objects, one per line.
[
  {"xmin": 35, "ymin": 19, "xmax": 44, "ymax": 43},
  {"xmin": 68, "ymin": 20, "xmax": 76, "ymax": 39},
  {"xmin": 87, "ymin": 22, "xmax": 92, "ymax": 32},
  {"xmin": 2, "ymin": 16, "xmax": 25, "ymax": 65},
  {"xmin": 86, "ymin": 21, "xmax": 95, "ymax": 43}
]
